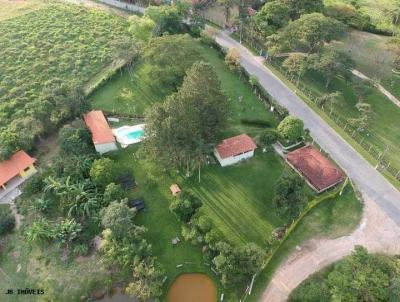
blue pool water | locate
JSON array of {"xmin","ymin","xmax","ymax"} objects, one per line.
[{"xmin": 126, "ymin": 129, "xmax": 144, "ymax": 140}]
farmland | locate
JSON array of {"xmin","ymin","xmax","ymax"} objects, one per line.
[
  {"xmin": 0, "ymin": 0, "xmax": 47, "ymax": 21},
  {"xmin": 0, "ymin": 3, "xmax": 133, "ymax": 157}
]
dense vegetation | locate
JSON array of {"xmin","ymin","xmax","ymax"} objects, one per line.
[
  {"xmin": 0, "ymin": 4, "xmax": 133, "ymax": 159},
  {"xmin": 290, "ymin": 246, "xmax": 400, "ymax": 302}
]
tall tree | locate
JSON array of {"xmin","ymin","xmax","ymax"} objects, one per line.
[
  {"xmin": 142, "ymin": 34, "xmax": 200, "ymax": 93},
  {"xmin": 145, "ymin": 62, "xmax": 228, "ymax": 174},
  {"xmin": 283, "ymin": 0, "xmax": 324, "ymax": 20},
  {"xmin": 253, "ymin": 1, "xmax": 291, "ymax": 38},
  {"xmin": 145, "ymin": 5, "xmax": 183, "ymax": 35},
  {"xmin": 309, "ymin": 49, "xmax": 355, "ymax": 88},
  {"xmin": 277, "ymin": 13, "xmax": 346, "ymax": 54}
]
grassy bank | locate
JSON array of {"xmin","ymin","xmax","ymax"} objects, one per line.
[{"xmin": 248, "ymin": 183, "xmax": 363, "ymax": 302}]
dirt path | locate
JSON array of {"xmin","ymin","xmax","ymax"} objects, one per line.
[
  {"xmin": 352, "ymin": 69, "xmax": 400, "ymax": 108},
  {"xmin": 261, "ymin": 197, "xmax": 400, "ymax": 301}
]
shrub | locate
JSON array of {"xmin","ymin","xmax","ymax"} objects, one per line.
[
  {"xmin": 0, "ymin": 207, "xmax": 15, "ymax": 236},
  {"xmin": 258, "ymin": 129, "xmax": 278, "ymax": 150},
  {"xmin": 90, "ymin": 158, "xmax": 117, "ymax": 188},
  {"xmin": 103, "ymin": 182, "xmax": 126, "ymax": 204},
  {"xmin": 169, "ymin": 192, "xmax": 202, "ymax": 223},
  {"xmin": 325, "ymin": 3, "xmax": 371, "ymax": 31},
  {"xmin": 277, "ymin": 116, "xmax": 304, "ymax": 143},
  {"xmin": 58, "ymin": 125, "xmax": 93, "ymax": 156},
  {"xmin": 240, "ymin": 118, "xmax": 272, "ymax": 127},
  {"xmin": 195, "ymin": 216, "xmax": 212, "ymax": 233},
  {"xmin": 73, "ymin": 243, "xmax": 89, "ymax": 256}
]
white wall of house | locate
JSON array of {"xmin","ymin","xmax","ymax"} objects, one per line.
[
  {"xmin": 95, "ymin": 142, "xmax": 118, "ymax": 154},
  {"xmin": 214, "ymin": 149, "xmax": 255, "ymax": 167}
]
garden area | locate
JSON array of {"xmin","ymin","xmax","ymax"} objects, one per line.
[{"xmin": 89, "ymin": 21, "xmax": 362, "ymax": 300}]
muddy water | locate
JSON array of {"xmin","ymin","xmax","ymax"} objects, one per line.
[{"xmin": 167, "ymin": 273, "xmax": 217, "ymax": 302}]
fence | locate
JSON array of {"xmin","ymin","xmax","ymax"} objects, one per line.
[
  {"xmin": 266, "ymin": 58, "xmax": 400, "ymax": 182},
  {"xmin": 97, "ymin": 0, "xmax": 145, "ymax": 13},
  {"xmin": 220, "ymin": 25, "xmax": 400, "ymax": 182}
]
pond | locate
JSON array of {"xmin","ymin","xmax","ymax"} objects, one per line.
[{"xmin": 167, "ymin": 273, "xmax": 217, "ymax": 302}]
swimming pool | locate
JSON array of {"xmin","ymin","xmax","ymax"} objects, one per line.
[{"xmin": 112, "ymin": 124, "xmax": 145, "ymax": 147}]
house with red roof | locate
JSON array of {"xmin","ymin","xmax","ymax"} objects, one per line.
[
  {"xmin": 0, "ymin": 150, "xmax": 37, "ymax": 199},
  {"xmin": 84, "ymin": 110, "xmax": 118, "ymax": 154},
  {"xmin": 214, "ymin": 134, "xmax": 257, "ymax": 167},
  {"xmin": 287, "ymin": 145, "xmax": 344, "ymax": 193}
]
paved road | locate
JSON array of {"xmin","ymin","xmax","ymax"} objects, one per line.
[{"xmin": 214, "ymin": 31, "xmax": 400, "ymax": 301}]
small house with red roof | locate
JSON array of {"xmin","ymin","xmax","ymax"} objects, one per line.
[
  {"xmin": 84, "ymin": 110, "xmax": 118, "ymax": 154},
  {"xmin": 0, "ymin": 150, "xmax": 37, "ymax": 198},
  {"xmin": 287, "ymin": 145, "xmax": 344, "ymax": 193},
  {"xmin": 214, "ymin": 134, "xmax": 257, "ymax": 167}
]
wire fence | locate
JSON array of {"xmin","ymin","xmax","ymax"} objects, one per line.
[{"xmin": 235, "ymin": 29, "xmax": 400, "ymax": 182}]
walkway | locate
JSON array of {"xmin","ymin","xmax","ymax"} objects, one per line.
[{"xmin": 213, "ymin": 30, "xmax": 400, "ymax": 301}]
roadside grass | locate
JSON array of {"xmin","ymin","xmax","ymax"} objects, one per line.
[
  {"xmin": 266, "ymin": 61, "xmax": 400, "ymax": 189},
  {"xmin": 190, "ymin": 151, "xmax": 286, "ymax": 246},
  {"xmin": 0, "ymin": 0, "xmax": 47, "ymax": 21},
  {"xmin": 247, "ymin": 183, "xmax": 363, "ymax": 302}
]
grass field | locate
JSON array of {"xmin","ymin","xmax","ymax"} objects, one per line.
[
  {"xmin": 329, "ymin": 29, "xmax": 400, "ymax": 99},
  {"xmin": 190, "ymin": 152, "xmax": 286, "ymax": 246}
]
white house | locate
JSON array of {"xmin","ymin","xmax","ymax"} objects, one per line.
[
  {"xmin": 84, "ymin": 110, "xmax": 118, "ymax": 154},
  {"xmin": 214, "ymin": 134, "xmax": 257, "ymax": 167}
]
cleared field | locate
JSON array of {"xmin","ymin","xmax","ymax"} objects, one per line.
[{"xmin": 0, "ymin": 0, "xmax": 47, "ymax": 21}]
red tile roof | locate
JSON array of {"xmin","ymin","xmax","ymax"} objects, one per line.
[
  {"xmin": 83, "ymin": 110, "xmax": 115, "ymax": 145},
  {"xmin": 0, "ymin": 151, "xmax": 36, "ymax": 187},
  {"xmin": 287, "ymin": 145, "xmax": 344, "ymax": 192},
  {"xmin": 216, "ymin": 134, "xmax": 257, "ymax": 159}
]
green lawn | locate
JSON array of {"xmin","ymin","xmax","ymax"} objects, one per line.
[
  {"xmin": 91, "ymin": 41, "xmax": 278, "ymax": 135},
  {"xmin": 248, "ymin": 183, "xmax": 363, "ymax": 302},
  {"xmin": 109, "ymin": 146, "xmax": 233, "ymax": 299},
  {"xmin": 190, "ymin": 151, "xmax": 285, "ymax": 246}
]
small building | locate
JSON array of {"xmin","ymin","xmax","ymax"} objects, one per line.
[
  {"xmin": 84, "ymin": 110, "xmax": 118, "ymax": 154},
  {"xmin": 214, "ymin": 134, "xmax": 257, "ymax": 167},
  {"xmin": 170, "ymin": 184, "xmax": 181, "ymax": 196},
  {"xmin": 0, "ymin": 151, "xmax": 37, "ymax": 199},
  {"xmin": 287, "ymin": 145, "xmax": 344, "ymax": 193}
]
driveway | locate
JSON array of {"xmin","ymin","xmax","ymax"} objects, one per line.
[{"xmin": 214, "ymin": 30, "xmax": 400, "ymax": 301}]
